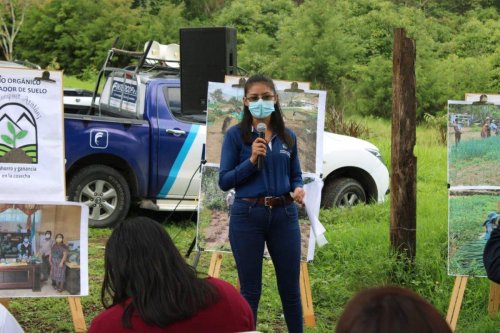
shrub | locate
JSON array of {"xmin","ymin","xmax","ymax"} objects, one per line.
[{"xmin": 324, "ymin": 105, "xmax": 369, "ymax": 138}]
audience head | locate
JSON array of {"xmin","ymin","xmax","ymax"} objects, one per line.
[
  {"xmin": 101, "ymin": 216, "xmax": 218, "ymax": 328},
  {"xmin": 335, "ymin": 286, "xmax": 452, "ymax": 333}
]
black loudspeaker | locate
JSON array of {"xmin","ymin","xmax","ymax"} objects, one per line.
[{"xmin": 180, "ymin": 27, "xmax": 237, "ymax": 115}]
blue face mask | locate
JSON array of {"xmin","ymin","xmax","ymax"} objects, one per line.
[{"xmin": 248, "ymin": 99, "xmax": 275, "ymax": 119}]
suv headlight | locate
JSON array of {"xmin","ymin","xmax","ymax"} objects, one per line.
[{"xmin": 366, "ymin": 148, "xmax": 385, "ymax": 165}]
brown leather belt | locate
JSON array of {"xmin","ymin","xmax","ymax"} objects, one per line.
[{"xmin": 240, "ymin": 194, "xmax": 294, "ymax": 207}]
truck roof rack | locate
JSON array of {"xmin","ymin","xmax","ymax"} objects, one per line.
[{"xmin": 89, "ymin": 39, "xmax": 180, "ymax": 117}]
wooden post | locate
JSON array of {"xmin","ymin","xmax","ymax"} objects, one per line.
[
  {"xmin": 299, "ymin": 262, "xmax": 316, "ymax": 327},
  {"xmin": 390, "ymin": 28, "xmax": 417, "ymax": 261},
  {"xmin": 208, "ymin": 252, "xmax": 224, "ymax": 278},
  {"xmin": 446, "ymin": 276, "xmax": 467, "ymax": 332},
  {"xmin": 68, "ymin": 296, "xmax": 87, "ymax": 333},
  {"xmin": 488, "ymin": 282, "xmax": 500, "ymax": 318}
]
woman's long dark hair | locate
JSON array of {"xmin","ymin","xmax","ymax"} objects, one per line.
[
  {"xmin": 101, "ymin": 216, "xmax": 219, "ymax": 329},
  {"xmin": 240, "ymin": 74, "xmax": 294, "ymax": 148}
]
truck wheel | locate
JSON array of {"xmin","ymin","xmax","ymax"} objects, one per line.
[
  {"xmin": 68, "ymin": 165, "xmax": 130, "ymax": 227},
  {"xmin": 321, "ymin": 177, "xmax": 366, "ymax": 209}
]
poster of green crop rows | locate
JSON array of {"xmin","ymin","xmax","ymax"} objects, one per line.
[{"xmin": 448, "ymin": 97, "xmax": 500, "ymax": 277}]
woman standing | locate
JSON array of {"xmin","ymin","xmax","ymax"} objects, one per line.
[
  {"xmin": 219, "ymin": 74, "xmax": 305, "ymax": 333},
  {"xmin": 49, "ymin": 233, "xmax": 68, "ymax": 292}
]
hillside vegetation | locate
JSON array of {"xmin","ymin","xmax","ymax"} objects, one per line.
[{"xmin": 6, "ymin": 0, "xmax": 500, "ymax": 121}]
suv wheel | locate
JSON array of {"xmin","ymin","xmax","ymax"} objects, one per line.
[
  {"xmin": 322, "ymin": 177, "xmax": 367, "ymax": 208},
  {"xmin": 68, "ymin": 165, "xmax": 130, "ymax": 227}
]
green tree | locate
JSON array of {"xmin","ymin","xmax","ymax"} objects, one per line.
[
  {"xmin": 214, "ymin": 0, "xmax": 294, "ymax": 74},
  {"xmin": 16, "ymin": 0, "xmax": 152, "ymax": 73},
  {"xmin": 272, "ymin": 0, "xmax": 361, "ymax": 85},
  {"xmin": 0, "ymin": 0, "xmax": 33, "ymax": 60}
]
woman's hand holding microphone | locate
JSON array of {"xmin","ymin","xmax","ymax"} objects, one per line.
[{"xmin": 250, "ymin": 137, "xmax": 267, "ymax": 167}]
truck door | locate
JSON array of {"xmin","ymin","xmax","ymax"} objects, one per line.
[{"xmin": 152, "ymin": 84, "xmax": 205, "ymax": 199}]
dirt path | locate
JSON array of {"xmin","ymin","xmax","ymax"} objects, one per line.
[
  {"xmin": 201, "ymin": 210, "xmax": 231, "ymax": 251},
  {"xmin": 200, "ymin": 209, "xmax": 312, "ymax": 261}
]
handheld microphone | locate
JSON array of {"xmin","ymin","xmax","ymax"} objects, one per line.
[{"xmin": 256, "ymin": 123, "xmax": 266, "ymax": 171}]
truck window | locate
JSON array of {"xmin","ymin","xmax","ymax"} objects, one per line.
[
  {"xmin": 163, "ymin": 86, "xmax": 206, "ymax": 124},
  {"xmin": 164, "ymin": 87, "xmax": 181, "ymax": 116},
  {"xmin": 98, "ymin": 74, "xmax": 141, "ymax": 118}
]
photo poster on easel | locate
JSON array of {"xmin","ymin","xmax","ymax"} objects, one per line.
[
  {"xmin": 0, "ymin": 68, "xmax": 90, "ymax": 299},
  {"xmin": 447, "ymin": 99, "xmax": 500, "ymax": 277},
  {"xmin": 448, "ymin": 100, "xmax": 500, "ymax": 187},
  {"xmin": 0, "ymin": 68, "xmax": 65, "ymax": 201},
  {"xmin": 197, "ymin": 78, "xmax": 327, "ymax": 261},
  {"xmin": 0, "ymin": 201, "xmax": 88, "ymax": 297}
]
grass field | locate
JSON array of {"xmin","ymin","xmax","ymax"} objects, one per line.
[
  {"xmin": 63, "ymin": 76, "xmax": 96, "ymax": 91},
  {"xmin": 6, "ymin": 79, "xmax": 500, "ymax": 331}
]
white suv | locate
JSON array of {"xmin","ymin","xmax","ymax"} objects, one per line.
[{"xmin": 321, "ymin": 132, "xmax": 389, "ymax": 208}]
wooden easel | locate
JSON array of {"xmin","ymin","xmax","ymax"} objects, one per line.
[
  {"xmin": 207, "ymin": 252, "xmax": 316, "ymax": 327},
  {"xmin": 68, "ymin": 296, "xmax": 87, "ymax": 332},
  {"xmin": 446, "ymin": 276, "xmax": 468, "ymax": 331},
  {"xmin": 446, "ymin": 277, "xmax": 500, "ymax": 332},
  {"xmin": 488, "ymin": 281, "xmax": 500, "ymax": 317}
]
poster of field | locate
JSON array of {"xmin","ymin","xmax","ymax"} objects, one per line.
[
  {"xmin": 197, "ymin": 164, "xmax": 311, "ymax": 261},
  {"xmin": 205, "ymin": 80, "xmax": 325, "ymax": 175},
  {"xmin": 448, "ymin": 101, "xmax": 500, "ymax": 187},
  {"xmin": 448, "ymin": 189, "xmax": 500, "ymax": 277},
  {"xmin": 0, "ymin": 201, "xmax": 88, "ymax": 297}
]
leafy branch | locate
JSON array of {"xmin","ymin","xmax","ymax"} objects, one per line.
[{"xmin": 423, "ymin": 113, "xmax": 447, "ymax": 145}]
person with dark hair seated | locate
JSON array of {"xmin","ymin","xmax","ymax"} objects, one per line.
[
  {"xmin": 483, "ymin": 211, "xmax": 500, "ymax": 283},
  {"xmin": 88, "ymin": 216, "xmax": 255, "ymax": 333},
  {"xmin": 335, "ymin": 286, "xmax": 452, "ymax": 333}
]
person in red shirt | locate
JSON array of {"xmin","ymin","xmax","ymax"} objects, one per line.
[{"xmin": 88, "ymin": 216, "xmax": 254, "ymax": 333}]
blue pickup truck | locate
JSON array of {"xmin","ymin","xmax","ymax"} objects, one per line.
[
  {"xmin": 65, "ymin": 47, "xmax": 206, "ymax": 227},
  {"xmin": 64, "ymin": 45, "xmax": 389, "ymax": 227}
]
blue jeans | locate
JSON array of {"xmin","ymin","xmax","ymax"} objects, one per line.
[{"xmin": 229, "ymin": 199, "xmax": 303, "ymax": 333}]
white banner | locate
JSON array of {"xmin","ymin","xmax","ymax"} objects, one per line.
[{"xmin": 0, "ymin": 68, "xmax": 65, "ymax": 201}]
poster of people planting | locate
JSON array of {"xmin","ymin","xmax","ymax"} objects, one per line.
[{"xmin": 448, "ymin": 100, "xmax": 500, "ymax": 187}]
